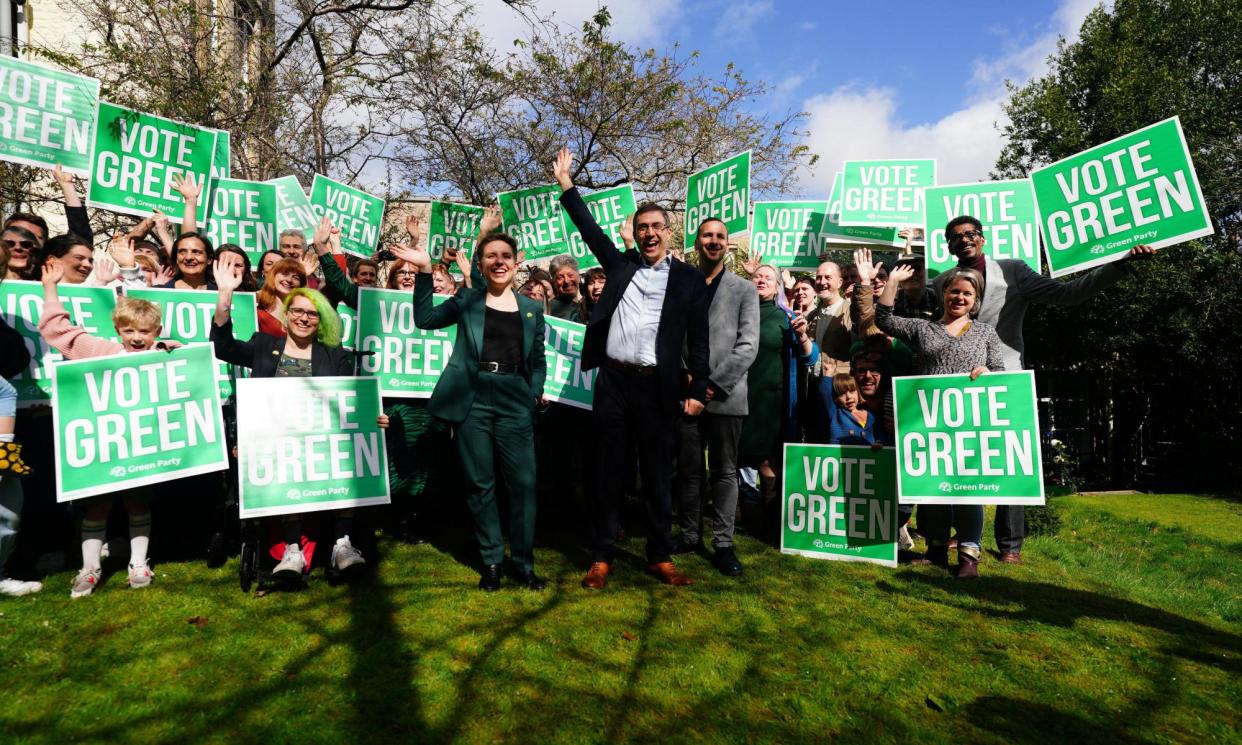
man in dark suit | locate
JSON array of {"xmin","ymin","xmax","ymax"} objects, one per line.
[{"xmin": 553, "ymin": 147, "xmax": 711, "ymax": 589}]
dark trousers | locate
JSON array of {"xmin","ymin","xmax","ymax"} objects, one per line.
[
  {"xmin": 995, "ymin": 506, "xmax": 1025, "ymax": 553},
  {"xmin": 590, "ymin": 366, "xmax": 675, "ymax": 564},
  {"xmin": 455, "ymin": 372, "xmax": 538, "ymax": 571},
  {"xmin": 675, "ymin": 412, "xmax": 744, "ymax": 548}
]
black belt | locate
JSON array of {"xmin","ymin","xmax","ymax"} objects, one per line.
[
  {"xmin": 604, "ymin": 357, "xmax": 657, "ymax": 376},
  {"xmin": 478, "ymin": 361, "xmax": 522, "ymax": 374}
]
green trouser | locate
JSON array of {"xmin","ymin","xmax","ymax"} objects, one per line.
[{"xmin": 455, "ymin": 371, "xmax": 537, "ymax": 571}]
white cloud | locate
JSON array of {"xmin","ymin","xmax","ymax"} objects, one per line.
[
  {"xmin": 798, "ymin": 0, "xmax": 1108, "ymax": 194},
  {"xmin": 714, "ymin": 0, "xmax": 774, "ymax": 36},
  {"xmin": 472, "ymin": 0, "xmax": 685, "ymax": 49},
  {"xmin": 799, "ymin": 21, "xmax": 817, "ymax": 32}
]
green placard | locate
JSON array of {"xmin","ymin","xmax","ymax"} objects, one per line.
[
  {"xmin": 88, "ymin": 101, "xmax": 216, "ymax": 222},
  {"xmin": 781, "ymin": 444, "xmax": 898, "ymax": 567},
  {"xmin": 0, "ymin": 280, "xmax": 118, "ymax": 406},
  {"xmin": 236, "ymin": 376, "xmax": 390, "ymax": 518},
  {"xmin": 562, "ymin": 184, "xmax": 636, "ymax": 270},
  {"xmin": 498, "ymin": 184, "xmax": 568, "ymax": 262},
  {"xmin": 820, "ymin": 172, "xmax": 904, "ymax": 247},
  {"xmin": 428, "ymin": 201, "xmax": 483, "ymax": 276},
  {"xmin": 893, "ymin": 371, "xmax": 1045, "ymax": 506},
  {"xmin": 269, "ymin": 176, "xmax": 317, "ymax": 236},
  {"xmin": 542, "ymin": 316, "xmax": 595, "ymax": 410},
  {"xmin": 309, "ymin": 174, "xmax": 385, "ymax": 257},
  {"xmin": 750, "ymin": 200, "xmax": 830, "ymax": 270},
  {"xmin": 1031, "ymin": 116, "xmax": 1213, "ymax": 278},
  {"xmin": 684, "ymin": 150, "xmax": 751, "ymax": 249},
  {"xmin": 923, "ymin": 179, "xmax": 1039, "ymax": 279},
  {"xmin": 839, "ymin": 159, "xmax": 936, "ymax": 227},
  {"xmin": 355, "ymin": 287, "xmax": 455, "ymax": 398},
  {"xmin": 123, "ymin": 287, "xmax": 257, "ymax": 400},
  {"xmin": 204, "ymin": 178, "xmax": 277, "ymax": 263},
  {"xmin": 212, "ymin": 130, "xmax": 230, "ymax": 179},
  {"xmin": 0, "ymin": 56, "xmax": 99, "ymax": 175},
  {"xmin": 337, "ymin": 302, "xmax": 357, "ymax": 350},
  {"xmin": 52, "ymin": 345, "xmax": 228, "ymax": 502}
]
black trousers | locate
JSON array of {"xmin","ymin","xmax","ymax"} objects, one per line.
[
  {"xmin": 590, "ymin": 366, "xmax": 675, "ymax": 564},
  {"xmin": 995, "ymin": 506, "xmax": 1025, "ymax": 553}
]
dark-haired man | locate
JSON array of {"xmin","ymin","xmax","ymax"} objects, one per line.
[
  {"xmin": 673, "ymin": 217, "xmax": 758, "ymax": 576},
  {"xmin": 554, "ymin": 147, "xmax": 711, "ymax": 590},
  {"xmin": 936, "ymin": 215, "xmax": 1154, "ymax": 563}
]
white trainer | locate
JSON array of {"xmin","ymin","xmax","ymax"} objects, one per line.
[
  {"xmin": 331, "ymin": 536, "xmax": 366, "ymax": 572},
  {"xmin": 0, "ymin": 577, "xmax": 43, "ymax": 596},
  {"xmin": 128, "ymin": 560, "xmax": 154, "ymax": 589},
  {"xmin": 70, "ymin": 568, "xmax": 102, "ymax": 598},
  {"xmin": 272, "ymin": 543, "xmax": 305, "ymax": 580},
  {"xmin": 898, "ymin": 524, "xmax": 915, "ymax": 551}
]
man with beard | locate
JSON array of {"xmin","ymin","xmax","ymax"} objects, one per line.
[
  {"xmin": 671, "ymin": 218, "xmax": 759, "ymax": 575},
  {"xmin": 554, "ymin": 147, "xmax": 710, "ymax": 589},
  {"xmin": 935, "ymin": 215, "xmax": 1154, "ymax": 563}
]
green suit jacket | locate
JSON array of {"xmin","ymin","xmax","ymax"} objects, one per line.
[{"xmin": 413, "ymin": 271, "xmax": 547, "ymax": 425}]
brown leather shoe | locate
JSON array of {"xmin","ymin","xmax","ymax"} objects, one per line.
[
  {"xmin": 1000, "ymin": 551, "xmax": 1023, "ymax": 565},
  {"xmin": 581, "ymin": 562, "xmax": 611, "ymax": 590},
  {"xmin": 646, "ymin": 561, "xmax": 693, "ymax": 586}
]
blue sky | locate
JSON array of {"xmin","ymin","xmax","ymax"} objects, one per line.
[{"xmin": 476, "ymin": 0, "xmax": 1105, "ymax": 196}]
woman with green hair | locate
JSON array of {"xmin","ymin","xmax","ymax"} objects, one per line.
[{"xmin": 211, "ymin": 252, "xmax": 385, "ymax": 586}]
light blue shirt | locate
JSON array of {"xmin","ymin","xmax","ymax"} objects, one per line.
[{"xmin": 606, "ymin": 254, "xmax": 671, "ymax": 365}]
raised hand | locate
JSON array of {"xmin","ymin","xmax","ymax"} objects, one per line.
[
  {"xmin": 553, "ymin": 147, "xmax": 574, "ymax": 191},
  {"xmin": 153, "ymin": 264, "xmax": 175, "ymax": 287},
  {"xmin": 172, "ymin": 173, "xmax": 201, "ymax": 203},
  {"xmin": 741, "ymin": 253, "xmax": 761, "ymax": 276},
  {"xmin": 328, "ymin": 224, "xmax": 342, "ymax": 254},
  {"xmin": 454, "ymin": 245, "xmax": 472, "ymax": 277},
  {"xmin": 52, "ymin": 164, "xmax": 82, "ymax": 206},
  {"xmin": 94, "ymin": 255, "xmax": 120, "ymax": 284},
  {"xmin": 151, "ymin": 210, "xmax": 173, "ymax": 249},
  {"xmin": 479, "ymin": 205, "xmax": 502, "ymax": 236},
  {"xmin": 52, "ymin": 164, "xmax": 74, "ymax": 188},
  {"xmin": 404, "ymin": 214, "xmax": 421, "ymax": 244},
  {"xmin": 212, "ymin": 254, "xmax": 245, "ymax": 292},
  {"xmin": 888, "ymin": 264, "xmax": 916, "ymax": 285},
  {"xmin": 41, "ymin": 258, "xmax": 65, "ymax": 287},
  {"xmin": 109, "ymin": 231, "xmax": 137, "ymax": 269},
  {"xmin": 853, "ymin": 247, "xmax": 881, "ymax": 285},
  {"xmin": 619, "ymin": 212, "xmax": 634, "ymax": 248},
  {"xmin": 790, "ymin": 312, "xmax": 810, "ymax": 343},
  {"xmin": 389, "ymin": 243, "xmax": 431, "ymax": 272}
]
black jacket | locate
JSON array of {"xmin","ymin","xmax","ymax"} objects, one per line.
[
  {"xmin": 210, "ymin": 318, "xmax": 355, "ymax": 378},
  {"xmin": 558, "ymin": 187, "xmax": 710, "ymax": 413},
  {"xmin": 0, "ymin": 317, "xmax": 31, "ymax": 378}
]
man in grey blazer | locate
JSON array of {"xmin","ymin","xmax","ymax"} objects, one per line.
[
  {"xmin": 935, "ymin": 215, "xmax": 1154, "ymax": 563},
  {"xmin": 673, "ymin": 218, "xmax": 760, "ymax": 575}
]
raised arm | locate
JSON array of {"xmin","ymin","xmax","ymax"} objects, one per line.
[
  {"xmin": 467, "ymin": 206, "xmax": 502, "ymax": 288},
  {"xmin": 209, "ymin": 253, "xmax": 258, "ymax": 367},
  {"xmin": 1012, "ymin": 257, "xmax": 1128, "ymax": 306},
  {"xmin": 398, "ymin": 244, "xmax": 463, "ymax": 330},
  {"xmin": 53, "ymin": 164, "xmax": 92, "ymax": 243},
  {"xmin": 173, "ymin": 173, "xmax": 202, "ymax": 234},
  {"xmin": 553, "ymin": 147, "xmax": 626, "ymax": 270},
  {"xmin": 312, "ymin": 216, "xmax": 359, "ymax": 308}
]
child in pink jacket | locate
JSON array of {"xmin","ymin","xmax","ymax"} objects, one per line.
[{"xmin": 39, "ymin": 261, "xmax": 178, "ymax": 597}]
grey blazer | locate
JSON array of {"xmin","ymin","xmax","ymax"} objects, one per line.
[
  {"xmin": 934, "ymin": 258, "xmax": 1126, "ymax": 371},
  {"xmin": 701, "ymin": 270, "xmax": 760, "ymax": 416}
]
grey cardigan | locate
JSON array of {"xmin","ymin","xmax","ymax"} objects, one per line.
[
  {"xmin": 696, "ymin": 270, "xmax": 760, "ymax": 416},
  {"xmin": 934, "ymin": 259, "xmax": 1127, "ymax": 371}
]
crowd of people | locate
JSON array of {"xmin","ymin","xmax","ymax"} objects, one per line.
[{"xmin": 0, "ymin": 149, "xmax": 1154, "ymax": 598}]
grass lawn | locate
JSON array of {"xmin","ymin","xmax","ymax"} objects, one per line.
[{"xmin": 0, "ymin": 493, "xmax": 1238, "ymax": 744}]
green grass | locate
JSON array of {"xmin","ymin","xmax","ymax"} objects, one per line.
[{"xmin": 1, "ymin": 494, "xmax": 1239, "ymax": 744}]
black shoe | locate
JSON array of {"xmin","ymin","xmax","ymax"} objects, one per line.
[
  {"xmin": 669, "ymin": 534, "xmax": 703, "ymax": 555},
  {"xmin": 478, "ymin": 564, "xmax": 502, "ymax": 591},
  {"xmin": 206, "ymin": 532, "xmax": 229, "ymax": 569},
  {"xmin": 398, "ymin": 515, "xmax": 427, "ymax": 546},
  {"xmin": 507, "ymin": 566, "xmax": 548, "ymax": 591},
  {"xmin": 712, "ymin": 546, "xmax": 743, "ymax": 576}
]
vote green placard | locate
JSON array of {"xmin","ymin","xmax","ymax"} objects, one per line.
[
  {"xmin": 212, "ymin": 130, "xmax": 230, "ymax": 179},
  {"xmin": 781, "ymin": 444, "xmax": 898, "ymax": 567},
  {"xmin": 269, "ymin": 176, "xmax": 318, "ymax": 236},
  {"xmin": 53, "ymin": 345, "xmax": 228, "ymax": 502},
  {"xmin": 0, "ymin": 280, "xmax": 118, "ymax": 406},
  {"xmin": 428, "ymin": 201, "xmax": 483, "ymax": 276},
  {"xmin": 893, "ymin": 371, "xmax": 1045, "ymax": 505},
  {"xmin": 337, "ymin": 302, "xmax": 357, "ymax": 350},
  {"xmin": 562, "ymin": 184, "xmax": 636, "ymax": 270},
  {"xmin": 684, "ymin": 150, "xmax": 751, "ymax": 249},
  {"xmin": 88, "ymin": 101, "xmax": 216, "ymax": 222},
  {"xmin": 839, "ymin": 159, "xmax": 936, "ymax": 227},
  {"xmin": 309, "ymin": 174, "xmax": 385, "ymax": 257},
  {"xmin": 204, "ymin": 178, "xmax": 278, "ymax": 263},
  {"xmin": 123, "ymin": 287, "xmax": 257, "ymax": 400},
  {"xmin": 236, "ymin": 376, "xmax": 390, "ymax": 518},
  {"xmin": 819, "ymin": 172, "xmax": 903, "ymax": 247},
  {"xmin": 542, "ymin": 316, "xmax": 595, "ymax": 410},
  {"xmin": 355, "ymin": 287, "xmax": 455, "ymax": 398},
  {"xmin": 0, "ymin": 56, "xmax": 99, "ymax": 175},
  {"xmin": 750, "ymin": 200, "xmax": 829, "ymax": 270},
  {"xmin": 1031, "ymin": 116, "xmax": 1213, "ymax": 278},
  {"xmin": 923, "ymin": 179, "xmax": 1039, "ymax": 279},
  {"xmin": 498, "ymin": 184, "xmax": 568, "ymax": 262}
]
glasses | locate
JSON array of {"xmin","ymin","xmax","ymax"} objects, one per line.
[
  {"xmin": 635, "ymin": 223, "xmax": 667, "ymax": 234},
  {"xmin": 394, "ymin": 270, "xmax": 418, "ymax": 278},
  {"xmin": 950, "ymin": 230, "xmax": 984, "ymax": 242},
  {"xmin": 287, "ymin": 307, "xmax": 320, "ymax": 320},
  {"xmin": 854, "ymin": 368, "xmax": 882, "ymax": 377},
  {"xmin": 1, "ymin": 239, "xmax": 35, "ymax": 251}
]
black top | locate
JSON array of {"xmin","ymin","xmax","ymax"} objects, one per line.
[{"xmin": 481, "ymin": 307, "xmax": 523, "ymax": 367}]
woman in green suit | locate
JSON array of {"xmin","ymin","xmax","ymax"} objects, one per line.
[{"xmin": 396, "ymin": 214, "xmax": 548, "ymax": 591}]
